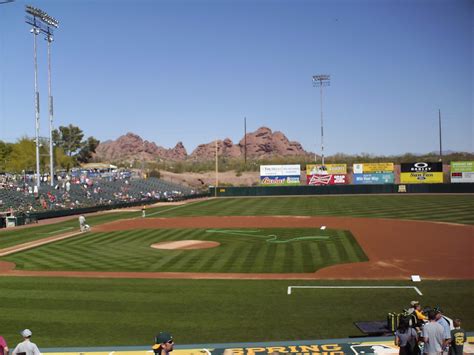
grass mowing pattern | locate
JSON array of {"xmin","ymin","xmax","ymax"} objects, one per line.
[
  {"xmin": 154, "ymin": 195, "xmax": 474, "ymax": 224},
  {"xmin": 6, "ymin": 228, "xmax": 367, "ymax": 273},
  {"xmin": 0, "ymin": 277, "xmax": 472, "ymax": 347},
  {"xmin": 2, "ymin": 195, "xmax": 472, "ymax": 250},
  {"xmin": 0, "ymin": 211, "xmax": 139, "ymax": 249}
]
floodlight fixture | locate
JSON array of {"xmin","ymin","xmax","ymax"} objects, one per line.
[
  {"xmin": 312, "ymin": 74, "xmax": 331, "ymax": 166},
  {"xmin": 26, "ymin": 5, "xmax": 59, "ymax": 28},
  {"xmin": 312, "ymin": 74, "xmax": 331, "ymax": 86}
]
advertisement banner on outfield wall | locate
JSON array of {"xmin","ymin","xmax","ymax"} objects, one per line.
[
  {"xmin": 260, "ymin": 165, "xmax": 301, "ymax": 186},
  {"xmin": 400, "ymin": 162, "xmax": 443, "ymax": 173},
  {"xmin": 451, "ymin": 161, "xmax": 474, "ymax": 183},
  {"xmin": 306, "ymin": 164, "xmax": 347, "ymax": 186},
  {"xmin": 306, "ymin": 164, "xmax": 347, "ymax": 175},
  {"xmin": 353, "ymin": 173, "xmax": 395, "ymax": 184},
  {"xmin": 353, "ymin": 163, "xmax": 394, "ymax": 174},
  {"xmin": 307, "ymin": 174, "xmax": 347, "ymax": 185},
  {"xmin": 400, "ymin": 162, "xmax": 443, "ymax": 184},
  {"xmin": 400, "ymin": 172, "xmax": 443, "ymax": 184}
]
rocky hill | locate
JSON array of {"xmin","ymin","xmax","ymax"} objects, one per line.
[
  {"xmin": 95, "ymin": 133, "xmax": 187, "ymax": 162},
  {"xmin": 95, "ymin": 127, "xmax": 309, "ymax": 162}
]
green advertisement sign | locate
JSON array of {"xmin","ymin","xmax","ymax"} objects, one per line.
[{"xmin": 451, "ymin": 161, "xmax": 474, "ymax": 173}]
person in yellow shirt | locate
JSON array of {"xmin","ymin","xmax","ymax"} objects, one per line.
[{"xmin": 414, "ymin": 303, "xmax": 427, "ymax": 322}]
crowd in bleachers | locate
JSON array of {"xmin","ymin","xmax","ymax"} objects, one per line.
[{"xmin": 0, "ymin": 169, "xmax": 197, "ymax": 214}]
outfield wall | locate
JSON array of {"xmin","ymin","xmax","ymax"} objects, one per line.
[{"xmin": 211, "ymin": 183, "xmax": 474, "ymax": 197}]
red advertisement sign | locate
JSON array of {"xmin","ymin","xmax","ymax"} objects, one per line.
[{"xmin": 307, "ymin": 174, "xmax": 347, "ymax": 185}]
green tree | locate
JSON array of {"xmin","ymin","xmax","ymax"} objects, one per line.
[
  {"xmin": 54, "ymin": 146, "xmax": 76, "ymax": 171},
  {"xmin": 52, "ymin": 124, "xmax": 100, "ymax": 165},
  {"xmin": 77, "ymin": 136, "xmax": 100, "ymax": 164},
  {"xmin": 0, "ymin": 140, "xmax": 13, "ymax": 172},
  {"xmin": 52, "ymin": 124, "xmax": 84, "ymax": 157},
  {"xmin": 5, "ymin": 137, "xmax": 36, "ymax": 173}
]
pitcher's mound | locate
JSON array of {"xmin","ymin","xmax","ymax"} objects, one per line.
[{"xmin": 151, "ymin": 240, "xmax": 220, "ymax": 250}]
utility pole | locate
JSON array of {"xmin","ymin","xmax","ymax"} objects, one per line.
[
  {"xmin": 438, "ymin": 109, "xmax": 442, "ymax": 162},
  {"xmin": 215, "ymin": 140, "xmax": 218, "ymax": 197},
  {"xmin": 244, "ymin": 117, "xmax": 247, "ymax": 165},
  {"xmin": 312, "ymin": 74, "xmax": 330, "ymax": 166}
]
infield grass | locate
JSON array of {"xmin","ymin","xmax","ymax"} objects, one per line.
[
  {"xmin": 5, "ymin": 228, "xmax": 367, "ymax": 273},
  {"xmin": 0, "ymin": 277, "xmax": 472, "ymax": 347}
]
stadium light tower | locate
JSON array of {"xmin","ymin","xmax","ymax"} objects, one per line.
[
  {"xmin": 312, "ymin": 74, "xmax": 330, "ymax": 166},
  {"xmin": 25, "ymin": 5, "xmax": 59, "ymax": 187},
  {"xmin": 45, "ymin": 23, "xmax": 58, "ymax": 187},
  {"xmin": 25, "ymin": 6, "xmax": 42, "ymax": 188}
]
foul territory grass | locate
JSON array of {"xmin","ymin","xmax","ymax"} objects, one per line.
[
  {"xmin": 152, "ymin": 195, "xmax": 474, "ymax": 224},
  {"xmin": 5, "ymin": 228, "xmax": 367, "ymax": 273},
  {"xmin": 0, "ymin": 211, "xmax": 139, "ymax": 249},
  {"xmin": 0, "ymin": 278, "xmax": 472, "ymax": 348}
]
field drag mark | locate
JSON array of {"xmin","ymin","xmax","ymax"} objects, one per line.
[{"xmin": 205, "ymin": 229, "xmax": 330, "ymax": 243}]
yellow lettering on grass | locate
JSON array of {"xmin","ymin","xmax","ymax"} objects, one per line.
[
  {"xmin": 266, "ymin": 347, "xmax": 288, "ymax": 353},
  {"xmin": 246, "ymin": 348, "xmax": 267, "ymax": 355},
  {"xmin": 299, "ymin": 346, "xmax": 321, "ymax": 352},
  {"xmin": 321, "ymin": 345, "xmax": 342, "ymax": 351}
]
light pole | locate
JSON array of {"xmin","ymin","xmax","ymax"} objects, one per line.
[
  {"xmin": 25, "ymin": 5, "xmax": 59, "ymax": 187},
  {"xmin": 312, "ymin": 74, "xmax": 330, "ymax": 166},
  {"xmin": 25, "ymin": 13, "xmax": 41, "ymax": 188},
  {"xmin": 46, "ymin": 31, "xmax": 55, "ymax": 186}
]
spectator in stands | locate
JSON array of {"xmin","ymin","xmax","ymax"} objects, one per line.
[
  {"xmin": 0, "ymin": 335, "xmax": 9, "ymax": 355},
  {"xmin": 12, "ymin": 329, "xmax": 40, "ymax": 355},
  {"xmin": 395, "ymin": 317, "xmax": 419, "ymax": 354},
  {"xmin": 422, "ymin": 310, "xmax": 445, "ymax": 354},
  {"xmin": 152, "ymin": 331, "xmax": 174, "ymax": 355},
  {"xmin": 414, "ymin": 303, "xmax": 427, "ymax": 325},
  {"xmin": 449, "ymin": 319, "xmax": 466, "ymax": 355}
]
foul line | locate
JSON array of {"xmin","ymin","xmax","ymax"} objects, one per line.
[
  {"xmin": 37, "ymin": 227, "xmax": 74, "ymax": 235},
  {"xmin": 146, "ymin": 199, "xmax": 209, "ymax": 217},
  {"xmin": 287, "ymin": 285, "xmax": 423, "ymax": 296}
]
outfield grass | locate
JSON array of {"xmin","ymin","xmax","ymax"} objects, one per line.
[
  {"xmin": 2, "ymin": 195, "xmax": 473, "ymax": 250},
  {"xmin": 5, "ymin": 228, "xmax": 367, "ymax": 273},
  {"xmin": 151, "ymin": 195, "xmax": 474, "ymax": 224},
  {"xmin": 0, "ymin": 277, "xmax": 472, "ymax": 347}
]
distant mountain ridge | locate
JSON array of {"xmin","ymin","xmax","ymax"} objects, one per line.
[{"xmin": 95, "ymin": 127, "xmax": 311, "ymax": 162}]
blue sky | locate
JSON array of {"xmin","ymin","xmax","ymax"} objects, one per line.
[{"xmin": 0, "ymin": 0, "xmax": 472, "ymax": 156}]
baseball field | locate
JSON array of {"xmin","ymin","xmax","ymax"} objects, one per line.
[{"xmin": 0, "ymin": 194, "xmax": 473, "ymax": 348}]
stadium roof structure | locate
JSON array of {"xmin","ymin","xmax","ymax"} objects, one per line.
[{"xmin": 80, "ymin": 163, "xmax": 118, "ymax": 170}]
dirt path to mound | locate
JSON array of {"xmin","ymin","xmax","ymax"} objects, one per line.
[{"xmin": 1, "ymin": 216, "xmax": 473, "ymax": 280}]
